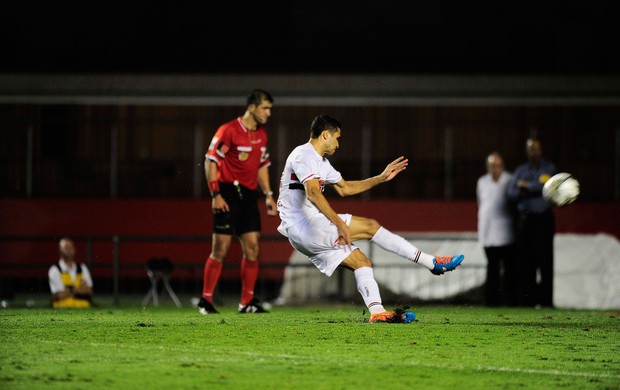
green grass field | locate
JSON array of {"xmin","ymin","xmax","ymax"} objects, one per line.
[{"xmin": 1, "ymin": 302, "xmax": 619, "ymax": 389}]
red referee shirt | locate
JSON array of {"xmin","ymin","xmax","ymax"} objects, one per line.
[{"xmin": 205, "ymin": 117, "xmax": 271, "ymax": 190}]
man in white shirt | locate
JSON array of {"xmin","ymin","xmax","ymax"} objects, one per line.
[
  {"xmin": 277, "ymin": 114, "xmax": 464, "ymax": 323},
  {"xmin": 476, "ymin": 152, "xmax": 517, "ymax": 306},
  {"xmin": 48, "ymin": 237, "xmax": 93, "ymax": 308}
]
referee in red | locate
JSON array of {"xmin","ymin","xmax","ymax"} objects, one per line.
[{"xmin": 198, "ymin": 89, "xmax": 277, "ymax": 314}]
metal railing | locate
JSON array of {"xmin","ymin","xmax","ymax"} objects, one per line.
[
  {"xmin": 1, "ymin": 234, "xmax": 485, "ymax": 306},
  {"xmin": 1, "ymin": 234, "xmax": 292, "ymax": 304}
]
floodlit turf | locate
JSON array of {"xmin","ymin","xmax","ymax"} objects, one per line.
[{"xmin": 1, "ymin": 304, "xmax": 619, "ymax": 389}]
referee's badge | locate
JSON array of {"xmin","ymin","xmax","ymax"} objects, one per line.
[{"xmin": 237, "ymin": 146, "xmax": 252, "ymax": 161}]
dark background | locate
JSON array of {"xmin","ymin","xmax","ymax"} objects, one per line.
[
  {"xmin": 2, "ymin": 3, "xmax": 620, "ymax": 300},
  {"xmin": 2, "ymin": 2, "xmax": 619, "ymax": 75},
  {"xmin": 2, "ymin": 3, "xmax": 619, "ymax": 201}
]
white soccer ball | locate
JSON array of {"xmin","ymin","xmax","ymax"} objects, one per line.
[{"xmin": 542, "ymin": 172, "xmax": 580, "ymax": 207}]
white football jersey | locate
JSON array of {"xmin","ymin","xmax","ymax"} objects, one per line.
[{"xmin": 277, "ymin": 142, "xmax": 342, "ymax": 236}]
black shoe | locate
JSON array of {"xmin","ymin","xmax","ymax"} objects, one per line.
[
  {"xmin": 238, "ymin": 298, "xmax": 269, "ymax": 313},
  {"xmin": 197, "ymin": 297, "xmax": 219, "ymax": 315}
]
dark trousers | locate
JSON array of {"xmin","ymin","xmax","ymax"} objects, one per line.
[
  {"xmin": 515, "ymin": 211, "xmax": 555, "ymax": 307},
  {"xmin": 484, "ymin": 244, "xmax": 518, "ymax": 307}
]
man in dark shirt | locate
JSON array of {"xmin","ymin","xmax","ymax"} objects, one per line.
[{"xmin": 507, "ymin": 138, "xmax": 557, "ymax": 307}]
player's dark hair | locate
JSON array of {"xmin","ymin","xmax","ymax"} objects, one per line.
[
  {"xmin": 310, "ymin": 114, "xmax": 341, "ymax": 139},
  {"xmin": 247, "ymin": 89, "xmax": 273, "ymax": 107}
]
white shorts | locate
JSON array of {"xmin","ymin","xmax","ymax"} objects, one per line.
[{"xmin": 284, "ymin": 213, "xmax": 358, "ymax": 277}]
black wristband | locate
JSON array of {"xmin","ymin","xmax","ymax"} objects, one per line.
[{"xmin": 211, "ymin": 191, "xmax": 220, "ymax": 198}]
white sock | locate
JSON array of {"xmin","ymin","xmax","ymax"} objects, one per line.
[
  {"xmin": 371, "ymin": 226, "xmax": 436, "ymax": 271},
  {"xmin": 354, "ymin": 267, "xmax": 386, "ymax": 314}
]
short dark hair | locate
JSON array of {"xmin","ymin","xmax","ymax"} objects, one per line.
[
  {"xmin": 246, "ymin": 89, "xmax": 273, "ymax": 107},
  {"xmin": 310, "ymin": 114, "xmax": 341, "ymax": 139}
]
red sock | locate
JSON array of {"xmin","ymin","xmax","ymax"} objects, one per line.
[
  {"xmin": 202, "ymin": 257, "xmax": 222, "ymax": 303},
  {"xmin": 240, "ymin": 258, "xmax": 259, "ymax": 306}
]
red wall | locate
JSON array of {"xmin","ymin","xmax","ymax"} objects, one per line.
[
  {"xmin": 1, "ymin": 199, "xmax": 619, "ymax": 282},
  {"xmin": 4, "ymin": 199, "xmax": 617, "ymax": 236}
]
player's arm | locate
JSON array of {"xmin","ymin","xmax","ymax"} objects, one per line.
[
  {"xmin": 257, "ymin": 165, "xmax": 276, "ymax": 216},
  {"xmin": 332, "ymin": 156, "xmax": 408, "ymax": 197},
  {"xmin": 54, "ymin": 290, "xmax": 73, "ymax": 300},
  {"xmin": 49, "ymin": 267, "xmax": 71, "ymax": 300},
  {"xmin": 506, "ymin": 170, "xmax": 523, "ymax": 200},
  {"xmin": 75, "ymin": 268, "xmax": 93, "ymax": 295},
  {"xmin": 304, "ymin": 179, "xmax": 351, "ymax": 247},
  {"xmin": 74, "ymin": 282, "xmax": 93, "ymax": 295},
  {"xmin": 205, "ymin": 159, "xmax": 229, "ymax": 213}
]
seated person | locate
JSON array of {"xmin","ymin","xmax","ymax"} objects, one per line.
[{"xmin": 48, "ymin": 237, "xmax": 94, "ymax": 308}]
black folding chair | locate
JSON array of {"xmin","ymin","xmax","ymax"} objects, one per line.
[{"xmin": 141, "ymin": 257, "xmax": 182, "ymax": 307}]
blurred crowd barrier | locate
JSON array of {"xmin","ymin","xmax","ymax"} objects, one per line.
[{"xmin": 277, "ymin": 232, "xmax": 620, "ymax": 310}]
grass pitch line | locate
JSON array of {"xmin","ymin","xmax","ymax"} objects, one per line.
[
  {"xmin": 33, "ymin": 339, "xmax": 620, "ymax": 380},
  {"xmin": 242, "ymin": 351, "xmax": 620, "ymax": 381},
  {"xmin": 471, "ymin": 364, "xmax": 620, "ymax": 380},
  {"xmin": 215, "ymin": 350, "xmax": 620, "ymax": 380}
]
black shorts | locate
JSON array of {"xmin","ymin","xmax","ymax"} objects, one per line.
[{"xmin": 212, "ymin": 182, "xmax": 261, "ymax": 236}]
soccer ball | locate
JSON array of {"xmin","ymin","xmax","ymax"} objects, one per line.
[{"xmin": 542, "ymin": 172, "xmax": 580, "ymax": 207}]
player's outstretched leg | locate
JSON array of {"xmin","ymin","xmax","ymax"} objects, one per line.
[
  {"xmin": 371, "ymin": 227, "xmax": 464, "ymax": 273},
  {"xmin": 431, "ymin": 254, "xmax": 465, "ymax": 275}
]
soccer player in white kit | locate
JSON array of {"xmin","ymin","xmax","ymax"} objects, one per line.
[{"xmin": 276, "ymin": 114, "xmax": 464, "ymax": 323}]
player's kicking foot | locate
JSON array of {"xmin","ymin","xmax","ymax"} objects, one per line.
[
  {"xmin": 431, "ymin": 254, "xmax": 464, "ymax": 275},
  {"xmin": 370, "ymin": 310, "xmax": 416, "ymax": 324},
  {"xmin": 238, "ymin": 298, "xmax": 269, "ymax": 313},
  {"xmin": 197, "ymin": 297, "xmax": 219, "ymax": 314}
]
